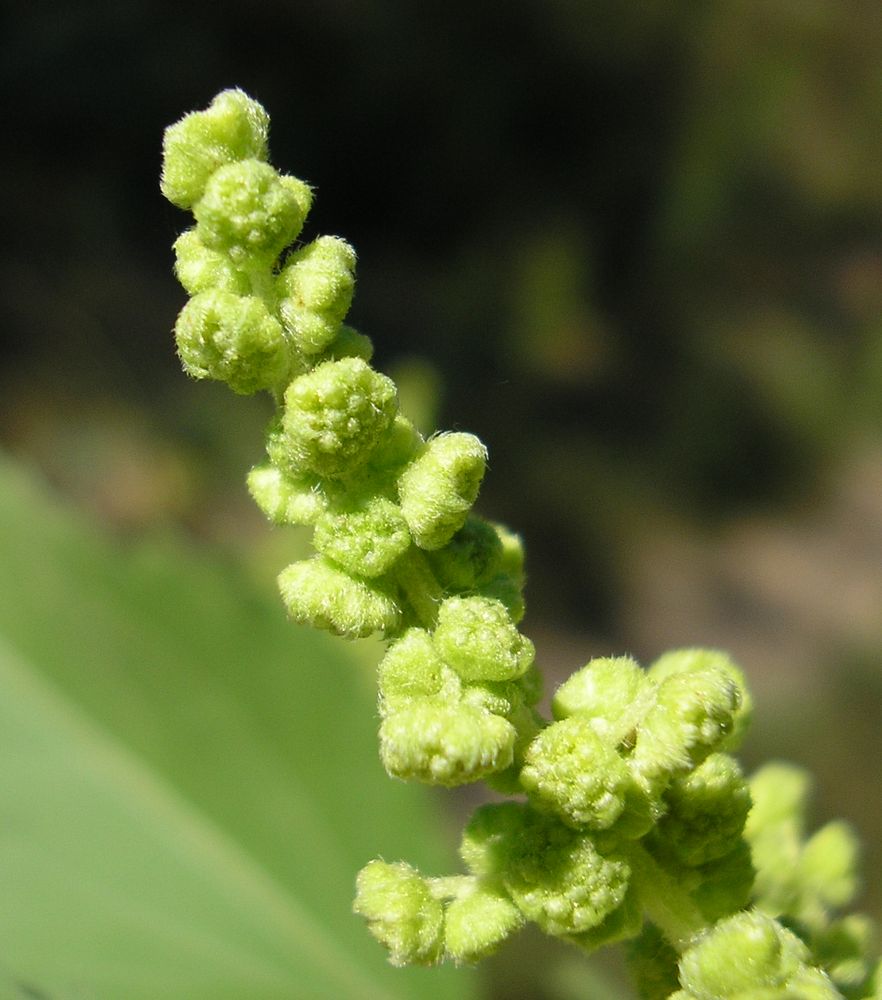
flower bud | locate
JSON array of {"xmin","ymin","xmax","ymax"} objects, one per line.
[
  {"xmin": 444, "ymin": 885, "xmax": 524, "ymax": 963},
  {"xmin": 173, "ymin": 229, "xmax": 251, "ymax": 295},
  {"xmin": 313, "ymin": 497, "xmax": 410, "ymax": 578},
  {"xmin": 801, "ymin": 821, "xmax": 861, "ymax": 911},
  {"xmin": 194, "ymin": 160, "xmax": 312, "ymax": 264},
  {"xmin": 379, "ymin": 699, "xmax": 515, "ymax": 786},
  {"xmin": 477, "ymin": 574, "xmax": 526, "ymax": 624},
  {"xmin": 279, "ymin": 358, "xmax": 398, "ymax": 479},
  {"xmin": 461, "ymin": 804, "xmax": 631, "ymax": 937},
  {"xmin": 277, "ymin": 236, "xmax": 357, "ymax": 355},
  {"xmin": 520, "ymin": 715, "xmax": 632, "ymax": 830},
  {"xmin": 174, "ymin": 289, "xmax": 288, "ymax": 394},
  {"xmin": 353, "ymin": 861, "xmax": 444, "ymax": 967},
  {"xmin": 378, "ymin": 628, "xmax": 451, "ymax": 705},
  {"xmin": 678, "ymin": 912, "xmax": 808, "ymax": 999},
  {"xmin": 277, "ymin": 556, "xmax": 400, "ymax": 638},
  {"xmin": 634, "ymin": 662, "xmax": 743, "ymax": 786},
  {"xmin": 433, "ymin": 596, "xmax": 533, "ymax": 682},
  {"xmin": 246, "ymin": 463, "xmax": 326, "ymax": 526},
  {"xmin": 651, "ymin": 754, "xmax": 751, "ymax": 868},
  {"xmin": 161, "ymin": 89, "xmax": 269, "ymax": 209},
  {"xmin": 552, "ymin": 656, "xmax": 652, "ymax": 741},
  {"xmin": 316, "ymin": 324, "xmax": 374, "ymax": 364},
  {"xmin": 649, "ymin": 649, "xmax": 752, "ymax": 751},
  {"xmin": 426, "ymin": 516, "xmax": 504, "ymax": 591},
  {"xmin": 398, "ymin": 433, "xmax": 487, "ymax": 550},
  {"xmin": 460, "ymin": 802, "xmax": 529, "ymax": 878}
]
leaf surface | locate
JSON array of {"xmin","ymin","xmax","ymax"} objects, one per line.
[{"xmin": 0, "ymin": 455, "xmax": 473, "ymax": 999}]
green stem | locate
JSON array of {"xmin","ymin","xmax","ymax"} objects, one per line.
[
  {"xmin": 392, "ymin": 547, "xmax": 444, "ymax": 630},
  {"xmin": 625, "ymin": 842, "xmax": 710, "ymax": 953}
]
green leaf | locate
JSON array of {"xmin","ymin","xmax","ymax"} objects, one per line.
[{"xmin": 0, "ymin": 454, "xmax": 474, "ymax": 1000}]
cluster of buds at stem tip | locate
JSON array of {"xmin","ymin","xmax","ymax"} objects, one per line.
[{"xmin": 163, "ymin": 92, "xmax": 879, "ymax": 998}]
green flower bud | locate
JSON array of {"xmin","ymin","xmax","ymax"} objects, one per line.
[
  {"xmin": 650, "ymin": 649, "xmax": 752, "ymax": 751},
  {"xmin": 355, "ymin": 413, "xmax": 423, "ymax": 489},
  {"xmin": 651, "ymin": 754, "xmax": 752, "ymax": 868},
  {"xmin": 801, "ymin": 821, "xmax": 861, "ymax": 911},
  {"xmin": 398, "ymin": 432, "xmax": 487, "ymax": 550},
  {"xmin": 634, "ymin": 662, "xmax": 743, "ymax": 786},
  {"xmin": 519, "ymin": 715, "xmax": 633, "ymax": 830},
  {"xmin": 161, "ymin": 89, "xmax": 269, "ymax": 209},
  {"xmin": 745, "ymin": 764, "xmax": 810, "ymax": 919},
  {"xmin": 378, "ymin": 628, "xmax": 454, "ymax": 705},
  {"xmin": 460, "ymin": 804, "xmax": 631, "ymax": 937},
  {"xmin": 173, "ymin": 229, "xmax": 251, "ymax": 295},
  {"xmin": 277, "ymin": 236, "xmax": 357, "ymax": 355},
  {"xmin": 747, "ymin": 763, "xmax": 811, "ymax": 833},
  {"xmin": 678, "ymin": 912, "xmax": 808, "ymax": 999},
  {"xmin": 426, "ymin": 515, "xmax": 504, "ymax": 591},
  {"xmin": 552, "ymin": 656, "xmax": 654, "ymax": 743},
  {"xmin": 353, "ymin": 860, "xmax": 444, "ymax": 967},
  {"xmin": 174, "ymin": 289, "xmax": 288, "ymax": 394},
  {"xmin": 433, "ymin": 596, "xmax": 533, "ymax": 682},
  {"xmin": 246, "ymin": 463, "xmax": 326, "ymax": 526},
  {"xmin": 279, "ymin": 358, "xmax": 398, "ymax": 479},
  {"xmin": 313, "ymin": 497, "xmax": 410, "ymax": 578},
  {"xmin": 379, "ymin": 699, "xmax": 515, "ymax": 786},
  {"xmin": 508, "ymin": 829, "xmax": 631, "ymax": 938},
  {"xmin": 277, "ymin": 556, "xmax": 400, "ymax": 638},
  {"xmin": 443, "ymin": 884, "xmax": 524, "ymax": 963},
  {"xmin": 337, "ymin": 415, "xmax": 423, "ymax": 499},
  {"xmin": 460, "ymin": 802, "xmax": 528, "ymax": 878},
  {"xmin": 194, "ymin": 159, "xmax": 312, "ymax": 264}
]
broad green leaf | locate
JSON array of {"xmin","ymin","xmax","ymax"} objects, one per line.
[{"xmin": 0, "ymin": 454, "xmax": 474, "ymax": 999}]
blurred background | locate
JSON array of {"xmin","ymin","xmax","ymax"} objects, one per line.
[{"xmin": 4, "ymin": 2, "xmax": 882, "ymax": 996}]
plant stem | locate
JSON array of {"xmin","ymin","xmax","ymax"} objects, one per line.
[
  {"xmin": 625, "ymin": 842, "xmax": 710, "ymax": 952},
  {"xmin": 392, "ymin": 547, "xmax": 444, "ymax": 629}
]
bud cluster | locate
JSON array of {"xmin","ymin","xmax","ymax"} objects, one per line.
[{"xmin": 164, "ymin": 92, "xmax": 878, "ymax": 999}]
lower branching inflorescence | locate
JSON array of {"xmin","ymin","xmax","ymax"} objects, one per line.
[{"xmin": 163, "ymin": 91, "xmax": 880, "ymax": 999}]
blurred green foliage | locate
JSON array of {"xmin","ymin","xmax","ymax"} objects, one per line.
[{"xmin": 0, "ymin": 453, "xmax": 474, "ymax": 998}]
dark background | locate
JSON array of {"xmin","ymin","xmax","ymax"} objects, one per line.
[{"xmin": 4, "ymin": 2, "xmax": 882, "ymax": 994}]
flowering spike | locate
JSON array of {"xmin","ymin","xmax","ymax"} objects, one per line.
[{"xmin": 163, "ymin": 91, "xmax": 878, "ymax": 990}]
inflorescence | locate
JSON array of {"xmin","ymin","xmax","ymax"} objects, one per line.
[{"xmin": 163, "ymin": 90, "xmax": 879, "ymax": 999}]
